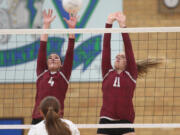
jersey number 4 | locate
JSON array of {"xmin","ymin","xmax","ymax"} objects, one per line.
[
  {"xmin": 113, "ymin": 77, "xmax": 120, "ymax": 87},
  {"xmin": 48, "ymin": 77, "xmax": 54, "ymax": 87}
]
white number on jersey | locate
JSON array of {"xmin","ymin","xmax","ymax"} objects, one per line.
[
  {"xmin": 113, "ymin": 77, "xmax": 120, "ymax": 87},
  {"xmin": 48, "ymin": 77, "xmax": 54, "ymax": 87}
]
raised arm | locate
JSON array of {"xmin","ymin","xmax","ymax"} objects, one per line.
[
  {"xmin": 60, "ymin": 14, "xmax": 77, "ymax": 80},
  {"xmin": 123, "ymin": 33, "xmax": 137, "ymax": 80},
  {"xmin": 102, "ymin": 13, "xmax": 118, "ymax": 78},
  {"xmin": 116, "ymin": 12, "xmax": 138, "ymax": 80},
  {"xmin": 37, "ymin": 9, "xmax": 56, "ymax": 76}
]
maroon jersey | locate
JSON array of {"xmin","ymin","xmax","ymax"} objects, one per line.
[
  {"xmin": 100, "ymin": 24, "xmax": 138, "ymax": 123},
  {"xmin": 32, "ymin": 38, "xmax": 75, "ymax": 119}
]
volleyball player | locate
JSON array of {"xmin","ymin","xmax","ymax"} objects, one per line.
[
  {"xmin": 97, "ymin": 12, "xmax": 137, "ymax": 135},
  {"xmin": 97, "ymin": 11, "xmax": 162, "ymax": 135},
  {"xmin": 31, "ymin": 9, "xmax": 77, "ymax": 124},
  {"xmin": 28, "ymin": 96, "xmax": 80, "ymax": 135}
]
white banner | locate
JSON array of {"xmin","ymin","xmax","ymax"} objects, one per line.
[{"xmin": 0, "ymin": 0, "xmax": 123, "ymax": 83}]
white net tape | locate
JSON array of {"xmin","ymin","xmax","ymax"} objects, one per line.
[
  {"xmin": 0, "ymin": 27, "xmax": 180, "ymax": 34},
  {"xmin": 1, "ymin": 124, "xmax": 180, "ymax": 129}
]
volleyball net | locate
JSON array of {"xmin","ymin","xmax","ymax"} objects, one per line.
[{"xmin": 0, "ymin": 27, "xmax": 180, "ymax": 135}]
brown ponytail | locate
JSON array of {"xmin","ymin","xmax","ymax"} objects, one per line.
[
  {"xmin": 136, "ymin": 58, "xmax": 163, "ymax": 78},
  {"xmin": 40, "ymin": 96, "xmax": 71, "ymax": 135}
]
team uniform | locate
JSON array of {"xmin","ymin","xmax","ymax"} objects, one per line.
[
  {"xmin": 97, "ymin": 24, "xmax": 138, "ymax": 135},
  {"xmin": 32, "ymin": 38, "xmax": 75, "ymax": 124},
  {"xmin": 28, "ymin": 119, "xmax": 80, "ymax": 135}
]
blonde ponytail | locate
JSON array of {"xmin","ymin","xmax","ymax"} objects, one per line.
[{"xmin": 136, "ymin": 58, "xmax": 163, "ymax": 78}]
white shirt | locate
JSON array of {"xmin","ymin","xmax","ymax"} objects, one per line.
[{"xmin": 28, "ymin": 119, "xmax": 80, "ymax": 135}]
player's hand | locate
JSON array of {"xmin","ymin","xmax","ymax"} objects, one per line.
[
  {"xmin": 64, "ymin": 13, "xmax": 77, "ymax": 29},
  {"xmin": 64, "ymin": 13, "xmax": 77, "ymax": 39},
  {"xmin": 43, "ymin": 9, "xmax": 56, "ymax": 29},
  {"xmin": 115, "ymin": 12, "xmax": 126, "ymax": 28},
  {"xmin": 107, "ymin": 12, "xmax": 117, "ymax": 24}
]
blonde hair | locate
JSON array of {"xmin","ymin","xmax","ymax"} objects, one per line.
[{"xmin": 136, "ymin": 58, "xmax": 163, "ymax": 78}]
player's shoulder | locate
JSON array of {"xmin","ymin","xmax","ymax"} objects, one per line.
[
  {"xmin": 61, "ymin": 119, "xmax": 80, "ymax": 135},
  {"xmin": 28, "ymin": 121, "xmax": 46, "ymax": 135},
  {"xmin": 61, "ymin": 119, "xmax": 75, "ymax": 126},
  {"xmin": 106, "ymin": 69, "xmax": 115, "ymax": 75},
  {"xmin": 107, "ymin": 69, "xmax": 116, "ymax": 76},
  {"xmin": 33, "ymin": 120, "xmax": 45, "ymax": 129},
  {"xmin": 37, "ymin": 70, "xmax": 49, "ymax": 80},
  {"xmin": 103, "ymin": 69, "xmax": 115, "ymax": 80}
]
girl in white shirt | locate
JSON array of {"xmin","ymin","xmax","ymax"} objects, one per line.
[{"xmin": 28, "ymin": 96, "xmax": 80, "ymax": 135}]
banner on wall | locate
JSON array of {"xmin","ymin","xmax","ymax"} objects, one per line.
[
  {"xmin": 0, "ymin": 0, "xmax": 123, "ymax": 83},
  {"xmin": 0, "ymin": 119, "xmax": 23, "ymax": 135}
]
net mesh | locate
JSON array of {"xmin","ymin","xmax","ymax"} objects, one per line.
[{"xmin": 0, "ymin": 28, "xmax": 180, "ymax": 135}]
